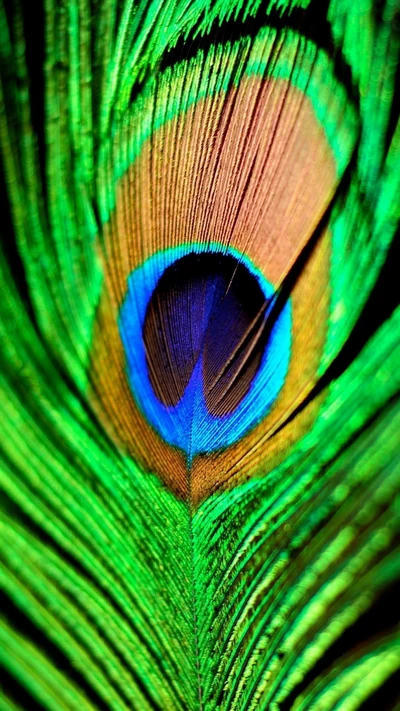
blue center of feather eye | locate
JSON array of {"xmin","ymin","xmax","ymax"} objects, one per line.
[{"xmin": 119, "ymin": 245, "xmax": 291, "ymax": 460}]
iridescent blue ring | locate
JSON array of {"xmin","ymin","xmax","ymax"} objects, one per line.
[{"xmin": 119, "ymin": 243, "xmax": 292, "ymax": 461}]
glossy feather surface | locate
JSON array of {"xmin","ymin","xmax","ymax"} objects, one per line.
[{"xmin": 0, "ymin": 0, "xmax": 400, "ymax": 709}]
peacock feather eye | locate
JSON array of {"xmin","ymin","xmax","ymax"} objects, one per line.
[{"xmin": 90, "ymin": 27, "xmax": 358, "ymax": 500}]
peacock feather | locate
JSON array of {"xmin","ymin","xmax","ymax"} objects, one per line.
[{"xmin": 0, "ymin": 0, "xmax": 400, "ymax": 708}]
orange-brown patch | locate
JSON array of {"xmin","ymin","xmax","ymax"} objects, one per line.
[{"xmin": 89, "ymin": 76, "xmax": 336, "ymax": 502}]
